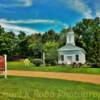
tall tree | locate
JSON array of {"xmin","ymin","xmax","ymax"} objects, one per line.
[
  {"xmin": 42, "ymin": 29, "xmax": 59, "ymax": 43},
  {"xmin": 73, "ymin": 17, "xmax": 100, "ymax": 66},
  {"xmin": 43, "ymin": 41, "xmax": 59, "ymax": 65},
  {"xmin": 16, "ymin": 31, "xmax": 28, "ymax": 58},
  {"xmin": 0, "ymin": 30, "xmax": 16, "ymax": 56},
  {"xmin": 28, "ymin": 33, "xmax": 43, "ymax": 58},
  {"xmin": 59, "ymin": 28, "xmax": 67, "ymax": 46}
]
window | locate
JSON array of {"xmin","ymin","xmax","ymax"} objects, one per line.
[
  {"xmin": 76, "ymin": 55, "xmax": 79, "ymax": 61},
  {"xmin": 61, "ymin": 55, "xmax": 64, "ymax": 61}
]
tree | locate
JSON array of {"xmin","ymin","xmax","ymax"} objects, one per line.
[
  {"xmin": 42, "ymin": 29, "xmax": 59, "ymax": 43},
  {"xmin": 16, "ymin": 31, "xmax": 29, "ymax": 58},
  {"xmin": 0, "ymin": 30, "xmax": 16, "ymax": 57},
  {"xmin": 43, "ymin": 41, "xmax": 59, "ymax": 65},
  {"xmin": 0, "ymin": 25, "xmax": 5, "ymax": 34},
  {"xmin": 18, "ymin": 31, "xmax": 26, "ymax": 40},
  {"xmin": 73, "ymin": 17, "xmax": 100, "ymax": 66},
  {"xmin": 28, "ymin": 34, "xmax": 43, "ymax": 58},
  {"xmin": 59, "ymin": 28, "xmax": 67, "ymax": 47}
]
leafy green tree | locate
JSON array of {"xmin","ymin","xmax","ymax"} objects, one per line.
[
  {"xmin": 59, "ymin": 28, "xmax": 68, "ymax": 46},
  {"xmin": 42, "ymin": 29, "xmax": 59, "ymax": 43},
  {"xmin": 0, "ymin": 30, "xmax": 16, "ymax": 56},
  {"xmin": 28, "ymin": 34, "xmax": 43, "ymax": 58},
  {"xmin": 18, "ymin": 31, "xmax": 26, "ymax": 40},
  {"xmin": 16, "ymin": 31, "xmax": 29, "ymax": 58},
  {"xmin": 73, "ymin": 17, "xmax": 100, "ymax": 66},
  {"xmin": 0, "ymin": 25, "xmax": 5, "ymax": 34},
  {"xmin": 43, "ymin": 41, "xmax": 59, "ymax": 65}
]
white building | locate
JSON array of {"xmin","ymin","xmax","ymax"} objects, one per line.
[{"xmin": 58, "ymin": 28, "xmax": 86, "ymax": 64}]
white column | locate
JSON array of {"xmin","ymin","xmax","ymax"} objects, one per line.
[
  {"xmin": 4, "ymin": 54, "xmax": 7, "ymax": 79},
  {"xmin": 43, "ymin": 52, "xmax": 45, "ymax": 66}
]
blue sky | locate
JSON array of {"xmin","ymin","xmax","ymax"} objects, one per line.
[{"xmin": 0, "ymin": 0, "xmax": 100, "ymax": 34}]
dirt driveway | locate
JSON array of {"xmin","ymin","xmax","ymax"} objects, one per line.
[{"xmin": 8, "ymin": 70, "xmax": 100, "ymax": 85}]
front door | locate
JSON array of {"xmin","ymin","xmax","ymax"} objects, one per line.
[{"xmin": 67, "ymin": 56, "xmax": 72, "ymax": 64}]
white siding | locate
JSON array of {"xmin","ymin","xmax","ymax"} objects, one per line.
[
  {"xmin": 58, "ymin": 51, "xmax": 86, "ymax": 64},
  {"xmin": 79, "ymin": 52, "xmax": 86, "ymax": 64}
]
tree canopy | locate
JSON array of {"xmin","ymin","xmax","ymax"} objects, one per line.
[
  {"xmin": 0, "ymin": 17, "xmax": 100, "ymax": 66},
  {"xmin": 73, "ymin": 17, "xmax": 100, "ymax": 65}
]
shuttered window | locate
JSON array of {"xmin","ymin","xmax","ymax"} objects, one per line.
[
  {"xmin": 61, "ymin": 55, "xmax": 64, "ymax": 61},
  {"xmin": 76, "ymin": 55, "xmax": 79, "ymax": 61}
]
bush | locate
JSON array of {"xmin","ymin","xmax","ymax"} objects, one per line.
[
  {"xmin": 45, "ymin": 58, "xmax": 57, "ymax": 66},
  {"xmin": 28, "ymin": 57, "xmax": 33, "ymax": 63},
  {"xmin": 72, "ymin": 62, "xmax": 83, "ymax": 68},
  {"xmin": 32, "ymin": 59, "xmax": 43, "ymax": 67},
  {"xmin": 91, "ymin": 63, "xmax": 100, "ymax": 68}
]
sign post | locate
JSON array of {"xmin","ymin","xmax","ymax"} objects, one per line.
[
  {"xmin": 4, "ymin": 55, "xmax": 7, "ymax": 79},
  {"xmin": 0, "ymin": 55, "xmax": 7, "ymax": 79},
  {"xmin": 43, "ymin": 52, "xmax": 45, "ymax": 66}
]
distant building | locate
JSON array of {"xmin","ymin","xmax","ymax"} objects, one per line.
[{"xmin": 58, "ymin": 28, "xmax": 86, "ymax": 64}]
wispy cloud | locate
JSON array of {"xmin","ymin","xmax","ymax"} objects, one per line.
[
  {"xmin": 95, "ymin": 0, "xmax": 100, "ymax": 17},
  {"xmin": 0, "ymin": 22, "xmax": 39, "ymax": 34},
  {"xmin": 96, "ymin": 12, "xmax": 100, "ymax": 17},
  {"xmin": 68, "ymin": 0, "xmax": 93, "ymax": 18},
  {"xmin": 0, "ymin": 18, "xmax": 68, "ymax": 34},
  {"xmin": 0, "ymin": 0, "xmax": 32, "ymax": 8},
  {"xmin": 59, "ymin": 0, "xmax": 93, "ymax": 18},
  {"xmin": 0, "ymin": 19, "xmax": 57, "ymax": 24},
  {"xmin": 0, "ymin": 18, "xmax": 68, "ymax": 27}
]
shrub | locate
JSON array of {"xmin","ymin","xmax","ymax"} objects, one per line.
[
  {"xmin": 72, "ymin": 62, "xmax": 76, "ymax": 68},
  {"xmin": 28, "ymin": 57, "xmax": 33, "ymax": 63},
  {"xmin": 32, "ymin": 59, "xmax": 43, "ymax": 67},
  {"xmin": 91, "ymin": 63, "xmax": 100, "ymax": 68},
  {"xmin": 45, "ymin": 58, "xmax": 57, "ymax": 66},
  {"xmin": 72, "ymin": 62, "xmax": 83, "ymax": 68}
]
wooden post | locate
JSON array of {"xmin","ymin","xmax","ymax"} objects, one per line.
[
  {"xmin": 4, "ymin": 54, "xmax": 7, "ymax": 79},
  {"xmin": 43, "ymin": 52, "xmax": 45, "ymax": 66}
]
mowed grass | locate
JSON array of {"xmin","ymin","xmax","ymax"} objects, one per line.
[
  {"xmin": 0, "ymin": 76, "xmax": 100, "ymax": 100},
  {"xmin": 8, "ymin": 61, "xmax": 100, "ymax": 74}
]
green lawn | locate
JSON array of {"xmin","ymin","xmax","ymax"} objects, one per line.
[
  {"xmin": 0, "ymin": 76, "xmax": 100, "ymax": 100},
  {"xmin": 8, "ymin": 61, "xmax": 100, "ymax": 74}
]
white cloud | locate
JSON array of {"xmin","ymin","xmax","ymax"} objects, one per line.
[
  {"xmin": 0, "ymin": 22, "xmax": 39, "ymax": 34},
  {"xmin": 0, "ymin": 18, "xmax": 68, "ymax": 34},
  {"xmin": 0, "ymin": 18, "xmax": 68, "ymax": 27},
  {"xmin": 95, "ymin": 1, "xmax": 100, "ymax": 17},
  {"xmin": 60, "ymin": 0, "xmax": 93, "ymax": 18},
  {"xmin": 0, "ymin": 19, "xmax": 57, "ymax": 24},
  {"xmin": 96, "ymin": 12, "xmax": 100, "ymax": 17},
  {"xmin": 22, "ymin": 0, "xmax": 32, "ymax": 6},
  {"xmin": 0, "ymin": 0, "xmax": 32, "ymax": 8}
]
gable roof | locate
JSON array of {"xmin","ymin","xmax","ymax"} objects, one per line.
[{"xmin": 58, "ymin": 44, "xmax": 86, "ymax": 53}]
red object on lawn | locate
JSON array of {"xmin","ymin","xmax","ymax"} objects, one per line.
[
  {"xmin": 0, "ymin": 56, "xmax": 5, "ymax": 71},
  {"xmin": 0, "ymin": 55, "xmax": 7, "ymax": 78}
]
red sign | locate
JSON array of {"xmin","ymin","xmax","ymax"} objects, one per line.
[{"xmin": 0, "ymin": 56, "xmax": 5, "ymax": 71}]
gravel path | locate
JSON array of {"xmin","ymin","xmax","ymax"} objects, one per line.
[{"xmin": 8, "ymin": 70, "xmax": 100, "ymax": 84}]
